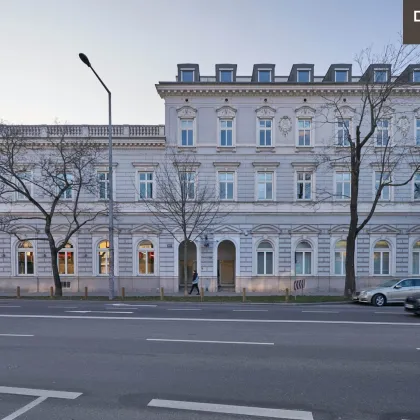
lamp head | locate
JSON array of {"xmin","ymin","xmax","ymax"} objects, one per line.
[{"xmin": 79, "ymin": 53, "xmax": 91, "ymax": 68}]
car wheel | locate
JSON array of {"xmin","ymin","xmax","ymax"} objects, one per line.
[{"xmin": 372, "ymin": 294, "xmax": 386, "ymax": 307}]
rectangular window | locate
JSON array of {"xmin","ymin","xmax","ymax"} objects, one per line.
[
  {"xmin": 374, "ymin": 251, "xmax": 390, "ymax": 275},
  {"xmin": 297, "ymin": 69, "xmax": 311, "ymax": 83},
  {"xmin": 335, "ymin": 172, "xmax": 351, "ymax": 200},
  {"xmin": 296, "ymin": 171, "xmax": 312, "ymax": 200},
  {"xmin": 376, "ymin": 119, "xmax": 389, "ymax": 146},
  {"xmin": 139, "ymin": 172, "xmax": 153, "ymax": 199},
  {"xmin": 334, "ymin": 251, "xmax": 346, "ymax": 275},
  {"xmin": 219, "ymin": 172, "xmax": 234, "ymax": 200},
  {"xmin": 180, "ymin": 172, "xmax": 195, "ymax": 200},
  {"xmin": 98, "ymin": 171, "xmax": 109, "ymax": 200},
  {"xmin": 181, "ymin": 69, "xmax": 194, "ymax": 82},
  {"xmin": 259, "ymin": 119, "xmax": 272, "ymax": 146},
  {"xmin": 257, "ymin": 172, "xmax": 273, "ymax": 200},
  {"xmin": 375, "ymin": 172, "xmax": 391, "ymax": 201},
  {"xmin": 335, "ymin": 70, "xmax": 348, "ymax": 82},
  {"xmin": 58, "ymin": 248, "xmax": 75, "ymax": 275},
  {"xmin": 413, "ymin": 70, "xmax": 420, "ymax": 82},
  {"xmin": 295, "ymin": 252, "xmax": 312, "ymax": 275},
  {"xmin": 258, "ymin": 70, "xmax": 271, "ymax": 82},
  {"xmin": 220, "ymin": 70, "xmax": 233, "ymax": 82},
  {"xmin": 180, "ymin": 120, "xmax": 194, "ymax": 146},
  {"xmin": 57, "ymin": 173, "xmax": 73, "ymax": 200},
  {"xmin": 414, "ymin": 173, "xmax": 420, "ymax": 200},
  {"xmin": 298, "ymin": 119, "xmax": 311, "ymax": 146},
  {"xmin": 16, "ymin": 171, "xmax": 32, "ymax": 201},
  {"xmin": 374, "ymin": 70, "xmax": 388, "ymax": 83},
  {"xmin": 336, "ymin": 119, "xmax": 351, "ymax": 146},
  {"xmin": 220, "ymin": 120, "xmax": 233, "ymax": 146},
  {"xmin": 416, "ymin": 119, "xmax": 420, "ymax": 145}
]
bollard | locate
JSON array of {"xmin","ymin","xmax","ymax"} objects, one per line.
[
  {"xmin": 200, "ymin": 287, "xmax": 204, "ymax": 302},
  {"xmin": 285, "ymin": 288, "xmax": 289, "ymax": 302},
  {"xmin": 16, "ymin": 286, "xmax": 20, "ymax": 299},
  {"xmin": 160, "ymin": 287, "xmax": 164, "ymax": 301},
  {"xmin": 50, "ymin": 286, "xmax": 54, "ymax": 298},
  {"xmin": 84, "ymin": 286, "xmax": 88, "ymax": 300},
  {"xmin": 242, "ymin": 287, "xmax": 246, "ymax": 303},
  {"xmin": 121, "ymin": 287, "xmax": 125, "ymax": 300}
]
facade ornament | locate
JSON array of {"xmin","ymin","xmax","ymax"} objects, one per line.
[
  {"xmin": 397, "ymin": 116, "xmax": 410, "ymax": 137},
  {"xmin": 295, "ymin": 106, "xmax": 316, "ymax": 118},
  {"xmin": 278, "ymin": 116, "xmax": 292, "ymax": 137},
  {"xmin": 255, "ymin": 106, "xmax": 276, "ymax": 119},
  {"xmin": 334, "ymin": 106, "xmax": 356, "ymax": 118},
  {"xmin": 176, "ymin": 106, "xmax": 197, "ymax": 118},
  {"xmin": 216, "ymin": 106, "xmax": 237, "ymax": 118}
]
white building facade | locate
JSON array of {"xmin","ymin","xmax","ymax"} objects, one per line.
[{"xmin": 2, "ymin": 62, "xmax": 420, "ymax": 294}]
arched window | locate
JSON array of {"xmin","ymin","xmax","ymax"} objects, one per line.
[
  {"xmin": 373, "ymin": 240, "xmax": 390, "ymax": 275},
  {"xmin": 97, "ymin": 240, "xmax": 109, "ymax": 275},
  {"xmin": 412, "ymin": 241, "xmax": 420, "ymax": 275},
  {"xmin": 17, "ymin": 240, "xmax": 34, "ymax": 275},
  {"xmin": 58, "ymin": 243, "xmax": 74, "ymax": 275},
  {"xmin": 138, "ymin": 240, "xmax": 154, "ymax": 274},
  {"xmin": 334, "ymin": 240, "xmax": 347, "ymax": 275},
  {"xmin": 257, "ymin": 241, "xmax": 273, "ymax": 275},
  {"xmin": 295, "ymin": 241, "xmax": 312, "ymax": 275}
]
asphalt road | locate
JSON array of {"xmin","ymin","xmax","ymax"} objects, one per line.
[{"xmin": 0, "ymin": 300, "xmax": 419, "ymax": 420}]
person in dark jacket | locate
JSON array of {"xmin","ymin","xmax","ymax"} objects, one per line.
[{"xmin": 188, "ymin": 270, "xmax": 200, "ymax": 295}]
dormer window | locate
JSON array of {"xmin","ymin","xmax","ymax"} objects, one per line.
[
  {"xmin": 180, "ymin": 69, "xmax": 195, "ymax": 82},
  {"xmin": 374, "ymin": 69, "xmax": 388, "ymax": 83},
  {"xmin": 219, "ymin": 69, "xmax": 233, "ymax": 82},
  {"xmin": 297, "ymin": 69, "xmax": 311, "ymax": 83},
  {"xmin": 413, "ymin": 70, "xmax": 420, "ymax": 83},
  {"xmin": 335, "ymin": 70, "xmax": 348, "ymax": 82},
  {"xmin": 258, "ymin": 70, "xmax": 271, "ymax": 82}
]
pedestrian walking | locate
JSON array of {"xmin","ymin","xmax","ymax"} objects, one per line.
[{"xmin": 189, "ymin": 270, "xmax": 200, "ymax": 295}]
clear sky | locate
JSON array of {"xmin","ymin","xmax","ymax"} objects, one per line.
[{"xmin": 0, "ymin": 0, "xmax": 402, "ymax": 126}]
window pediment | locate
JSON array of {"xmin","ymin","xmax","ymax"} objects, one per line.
[
  {"xmin": 368, "ymin": 224, "xmax": 400, "ymax": 234},
  {"xmin": 216, "ymin": 106, "xmax": 237, "ymax": 118},
  {"xmin": 255, "ymin": 106, "xmax": 276, "ymax": 119},
  {"xmin": 295, "ymin": 106, "xmax": 316, "ymax": 118},
  {"xmin": 177, "ymin": 106, "xmax": 197, "ymax": 118},
  {"xmin": 335, "ymin": 106, "xmax": 356, "ymax": 118}
]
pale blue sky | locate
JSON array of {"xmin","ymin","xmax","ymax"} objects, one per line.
[{"xmin": 0, "ymin": 0, "xmax": 401, "ymax": 125}]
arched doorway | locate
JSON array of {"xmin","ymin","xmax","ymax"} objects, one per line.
[
  {"xmin": 178, "ymin": 240, "xmax": 197, "ymax": 288},
  {"xmin": 217, "ymin": 240, "xmax": 235, "ymax": 290}
]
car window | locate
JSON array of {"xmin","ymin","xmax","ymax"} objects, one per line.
[
  {"xmin": 413, "ymin": 279, "xmax": 420, "ymax": 287},
  {"xmin": 399, "ymin": 279, "xmax": 414, "ymax": 287}
]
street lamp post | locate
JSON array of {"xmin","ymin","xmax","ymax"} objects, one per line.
[{"xmin": 79, "ymin": 53, "xmax": 115, "ymax": 300}]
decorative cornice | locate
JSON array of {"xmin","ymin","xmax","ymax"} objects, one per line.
[
  {"xmin": 291, "ymin": 161, "xmax": 317, "ymax": 168},
  {"xmin": 132, "ymin": 162, "xmax": 160, "ymax": 168},
  {"xmin": 213, "ymin": 161, "xmax": 241, "ymax": 168},
  {"xmin": 252, "ymin": 161, "xmax": 280, "ymax": 168}
]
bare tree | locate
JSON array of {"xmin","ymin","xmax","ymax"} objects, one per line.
[
  {"xmin": 141, "ymin": 148, "xmax": 228, "ymax": 295},
  {"xmin": 315, "ymin": 40, "xmax": 420, "ymax": 296},
  {"xmin": 0, "ymin": 124, "xmax": 108, "ymax": 296}
]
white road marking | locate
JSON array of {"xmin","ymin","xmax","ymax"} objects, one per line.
[
  {"xmin": 374, "ymin": 311, "xmax": 404, "ymax": 315},
  {"xmin": 66, "ymin": 311, "xmax": 133, "ymax": 314},
  {"xmin": 0, "ymin": 386, "xmax": 82, "ymax": 399},
  {"xmin": 0, "ymin": 314, "xmax": 420, "ymax": 326},
  {"xmin": 0, "ymin": 334, "xmax": 33, "ymax": 337},
  {"xmin": 301, "ymin": 311, "xmax": 339, "ymax": 314},
  {"xmin": 1, "ymin": 396, "xmax": 47, "ymax": 420},
  {"xmin": 147, "ymin": 399, "xmax": 314, "ymax": 420},
  {"xmin": 167, "ymin": 309, "xmax": 202, "ymax": 311},
  {"xmin": 233, "ymin": 309, "xmax": 268, "ymax": 312},
  {"xmin": 48, "ymin": 306, "xmax": 78, "ymax": 309},
  {"xmin": 147, "ymin": 338, "xmax": 274, "ymax": 345},
  {"xmin": 0, "ymin": 306, "xmax": 20, "ymax": 308},
  {"xmin": 107, "ymin": 303, "xmax": 157, "ymax": 307},
  {"xmin": 416, "ymin": 348, "xmax": 420, "ymax": 350}
]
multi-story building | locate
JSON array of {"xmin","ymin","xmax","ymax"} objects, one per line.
[{"xmin": 2, "ymin": 62, "xmax": 420, "ymax": 295}]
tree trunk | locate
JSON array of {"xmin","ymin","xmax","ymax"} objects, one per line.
[
  {"xmin": 49, "ymin": 244, "xmax": 62, "ymax": 297},
  {"xmin": 183, "ymin": 239, "xmax": 188, "ymax": 296},
  {"xmin": 345, "ymin": 229, "xmax": 357, "ymax": 297}
]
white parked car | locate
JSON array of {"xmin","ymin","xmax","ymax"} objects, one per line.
[{"xmin": 353, "ymin": 278, "xmax": 420, "ymax": 307}]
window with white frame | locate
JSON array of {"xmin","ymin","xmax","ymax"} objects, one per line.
[
  {"xmin": 97, "ymin": 171, "xmax": 109, "ymax": 200},
  {"xmin": 180, "ymin": 119, "xmax": 194, "ymax": 146},
  {"xmin": 295, "ymin": 241, "xmax": 312, "ymax": 275},
  {"xmin": 297, "ymin": 69, "xmax": 311, "ymax": 83},
  {"xmin": 373, "ymin": 240, "xmax": 390, "ymax": 275},
  {"xmin": 16, "ymin": 171, "xmax": 32, "ymax": 201},
  {"xmin": 257, "ymin": 172, "xmax": 273, "ymax": 200},
  {"xmin": 298, "ymin": 119, "xmax": 312, "ymax": 146},
  {"xmin": 97, "ymin": 240, "xmax": 109, "ymax": 275},
  {"xmin": 257, "ymin": 241, "xmax": 273, "ymax": 275},
  {"xmin": 412, "ymin": 241, "xmax": 420, "ymax": 274},
  {"xmin": 258, "ymin": 119, "xmax": 272, "ymax": 146},
  {"xmin": 335, "ymin": 70, "xmax": 348, "ymax": 82},
  {"xmin": 414, "ymin": 173, "xmax": 420, "ymax": 200},
  {"xmin": 376, "ymin": 119, "xmax": 389, "ymax": 146},
  {"xmin": 58, "ymin": 243, "xmax": 75, "ymax": 275},
  {"xmin": 375, "ymin": 171, "xmax": 391, "ymax": 201},
  {"xmin": 57, "ymin": 173, "xmax": 73, "ymax": 200},
  {"xmin": 139, "ymin": 172, "xmax": 153, "ymax": 199},
  {"xmin": 374, "ymin": 69, "xmax": 388, "ymax": 83},
  {"xmin": 258, "ymin": 70, "xmax": 271, "ymax": 82},
  {"xmin": 334, "ymin": 240, "xmax": 347, "ymax": 275},
  {"xmin": 219, "ymin": 172, "xmax": 234, "ymax": 200},
  {"xmin": 17, "ymin": 240, "xmax": 35, "ymax": 275},
  {"xmin": 180, "ymin": 69, "xmax": 194, "ymax": 82},
  {"xmin": 296, "ymin": 171, "xmax": 312, "ymax": 200},
  {"xmin": 335, "ymin": 172, "xmax": 351, "ymax": 199},
  {"xmin": 220, "ymin": 120, "xmax": 233, "ymax": 146},
  {"xmin": 336, "ymin": 119, "xmax": 351, "ymax": 146},
  {"xmin": 180, "ymin": 171, "xmax": 195, "ymax": 200},
  {"xmin": 414, "ymin": 70, "xmax": 420, "ymax": 83},
  {"xmin": 138, "ymin": 240, "xmax": 154, "ymax": 275},
  {"xmin": 416, "ymin": 119, "xmax": 420, "ymax": 146}
]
